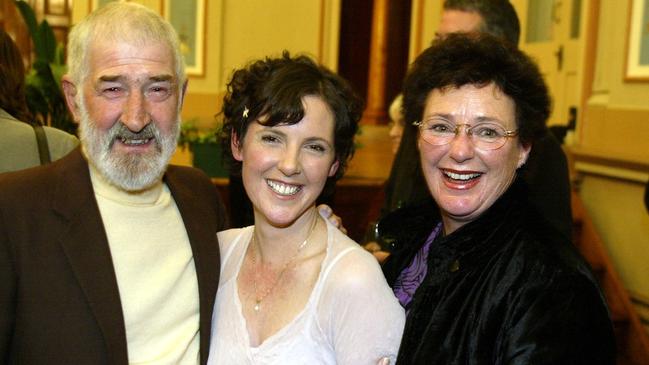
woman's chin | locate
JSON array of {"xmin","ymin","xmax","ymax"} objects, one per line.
[{"xmin": 437, "ymin": 199, "xmax": 484, "ymax": 226}]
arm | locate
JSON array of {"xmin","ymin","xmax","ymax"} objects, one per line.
[
  {"xmin": 318, "ymin": 249, "xmax": 405, "ymax": 365},
  {"xmin": 500, "ymin": 274, "xmax": 615, "ymax": 364}
]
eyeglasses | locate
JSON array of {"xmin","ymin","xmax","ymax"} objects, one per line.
[{"xmin": 413, "ymin": 119, "xmax": 518, "ymax": 151}]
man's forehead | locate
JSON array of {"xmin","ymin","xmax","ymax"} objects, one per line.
[
  {"xmin": 86, "ymin": 40, "xmax": 177, "ymax": 83},
  {"xmin": 438, "ymin": 9, "xmax": 484, "ymax": 36}
]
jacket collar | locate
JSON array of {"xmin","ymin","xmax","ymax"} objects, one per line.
[
  {"xmin": 163, "ymin": 167, "xmax": 221, "ymax": 364},
  {"xmin": 381, "ymin": 178, "xmax": 528, "ymax": 283},
  {"xmin": 431, "ymin": 179, "xmax": 526, "ymax": 267},
  {"xmin": 51, "ymin": 147, "xmax": 130, "ymax": 364}
]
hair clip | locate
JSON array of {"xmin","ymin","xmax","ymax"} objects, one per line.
[{"xmin": 243, "ymin": 106, "xmax": 249, "ymax": 118}]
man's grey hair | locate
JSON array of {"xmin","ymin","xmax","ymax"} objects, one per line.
[
  {"xmin": 444, "ymin": 0, "xmax": 520, "ymax": 45},
  {"xmin": 66, "ymin": 2, "xmax": 186, "ymax": 89}
]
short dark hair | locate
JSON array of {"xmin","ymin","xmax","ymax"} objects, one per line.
[
  {"xmin": 0, "ymin": 29, "xmax": 32, "ymax": 123},
  {"xmin": 220, "ymin": 51, "xmax": 362, "ymax": 183},
  {"xmin": 403, "ymin": 33, "xmax": 550, "ymax": 145},
  {"xmin": 444, "ymin": 0, "xmax": 520, "ymax": 45}
]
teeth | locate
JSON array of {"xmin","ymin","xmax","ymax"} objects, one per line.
[
  {"xmin": 267, "ymin": 180, "xmax": 301, "ymax": 196},
  {"xmin": 120, "ymin": 137, "xmax": 151, "ymax": 145},
  {"xmin": 444, "ymin": 171, "xmax": 481, "ymax": 181}
]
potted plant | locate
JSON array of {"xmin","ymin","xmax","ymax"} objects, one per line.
[
  {"xmin": 14, "ymin": 0, "xmax": 76, "ymax": 135},
  {"xmin": 178, "ymin": 120, "xmax": 229, "ymax": 178}
]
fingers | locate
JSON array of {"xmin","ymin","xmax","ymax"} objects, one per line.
[
  {"xmin": 317, "ymin": 204, "xmax": 347, "ymax": 235},
  {"xmin": 317, "ymin": 204, "xmax": 333, "ymax": 218},
  {"xmin": 373, "ymin": 250, "xmax": 391, "ymax": 263},
  {"xmin": 363, "ymin": 242, "xmax": 391, "ymax": 263},
  {"xmin": 364, "ymin": 241, "xmax": 381, "ymax": 252},
  {"xmin": 377, "ymin": 357, "xmax": 391, "ymax": 365}
]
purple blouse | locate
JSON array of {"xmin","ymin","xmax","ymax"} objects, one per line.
[{"xmin": 392, "ymin": 222, "xmax": 442, "ymax": 310}]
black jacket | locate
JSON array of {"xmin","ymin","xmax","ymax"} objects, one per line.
[{"xmin": 380, "ymin": 180, "xmax": 615, "ymax": 364}]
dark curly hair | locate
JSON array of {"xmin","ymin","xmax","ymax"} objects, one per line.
[
  {"xmin": 220, "ymin": 51, "xmax": 363, "ymax": 184},
  {"xmin": 0, "ymin": 29, "xmax": 33, "ymax": 124},
  {"xmin": 403, "ymin": 33, "xmax": 550, "ymax": 146}
]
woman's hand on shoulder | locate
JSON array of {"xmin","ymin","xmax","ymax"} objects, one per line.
[
  {"xmin": 363, "ymin": 241, "xmax": 391, "ymax": 263},
  {"xmin": 318, "ymin": 204, "xmax": 347, "ymax": 235}
]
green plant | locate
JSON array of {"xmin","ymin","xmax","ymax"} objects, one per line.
[
  {"xmin": 15, "ymin": 0, "xmax": 76, "ymax": 135},
  {"xmin": 178, "ymin": 120, "xmax": 229, "ymax": 177},
  {"xmin": 178, "ymin": 120, "xmax": 220, "ymax": 150}
]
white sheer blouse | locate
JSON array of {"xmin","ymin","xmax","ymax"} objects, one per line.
[{"xmin": 207, "ymin": 218, "xmax": 405, "ymax": 365}]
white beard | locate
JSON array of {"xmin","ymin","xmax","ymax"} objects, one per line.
[{"xmin": 77, "ymin": 100, "xmax": 180, "ymax": 192}]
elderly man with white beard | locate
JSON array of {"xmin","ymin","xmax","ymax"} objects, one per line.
[{"xmin": 0, "ymin": 3, "xmax": 227, "ymax": 364}]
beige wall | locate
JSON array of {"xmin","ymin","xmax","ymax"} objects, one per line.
[
  {"xmin": 185, "ymin": 0, "xmax": 340, "ymax": 129},
  {"xmin": 408, "ymin": 0, "xmax": 441, "ymax": 62},
  {"xmin": 581, "ymin": 0, "xmax": 649, "ymax": 162}
]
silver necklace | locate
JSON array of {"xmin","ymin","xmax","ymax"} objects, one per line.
[{"xmin": 250, "ymin": 216, "xmax": 318, "ymax": 312}]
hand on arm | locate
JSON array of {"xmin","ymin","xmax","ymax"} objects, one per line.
[
  {"xmin": 317, "ymin": 204, "xmax": 392, "ymax": 263},
  {"xmin": 363, "ymin": 241, "xmax": 391, "ymax": 263}
]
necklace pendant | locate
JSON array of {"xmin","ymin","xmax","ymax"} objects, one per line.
[{"xmin": 254, "ymin": 301, "xmax": 260, "ymax": 312}]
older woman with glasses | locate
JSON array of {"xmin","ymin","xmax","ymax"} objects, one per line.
[{"xmin": 378, "ymin": 33, "xmax": 615, "ymax": 364}]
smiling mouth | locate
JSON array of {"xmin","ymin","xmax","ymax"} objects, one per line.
[
  {"xmin": 267, "ymin": 179, "xmax": 302, "ymax": 196},
  {"xmin": 443, "ymin": 170, "xmax": 482, "ymax": 182},
  {"xmin": 119, "ymin": 137, "xmax": 153, "ymax": 146}
]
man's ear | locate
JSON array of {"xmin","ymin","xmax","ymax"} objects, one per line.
[
  {"xmin": 231, "ymin": 132, "xmax": 243, "ymax": 161},
  {"xmin": 179, "ymin": 80, "xmax": 188, "ymax": 108},
  {"xmin": 61, "ymin": 75, "xmax": 81, "ymax": 122}
]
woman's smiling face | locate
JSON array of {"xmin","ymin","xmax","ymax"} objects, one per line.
[
  {"xmin": 418, "ymin": 83, "xmax": 530, "ymax": 234},
  {"xmin": 232, "ymin": 95, "xmax": 339, "ymax": 228}
]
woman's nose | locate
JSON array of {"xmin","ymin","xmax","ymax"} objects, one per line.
[
  {"xmin": 277, "ymin": 147, "xmax": 301, "ymax": 176},
  {"xmin": 447, "ymin": 131, "xmax": 475, "ymax": 162}
]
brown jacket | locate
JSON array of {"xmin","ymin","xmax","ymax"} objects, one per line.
[{"xmin": 0, "ymin": 148, "xmax": 227, "ymax": 364}]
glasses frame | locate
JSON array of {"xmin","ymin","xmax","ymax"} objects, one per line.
[{"xmin": 412, "ymin": 120, "xmax": 519, "ymax": 151}]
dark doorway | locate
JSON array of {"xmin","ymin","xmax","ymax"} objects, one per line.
[{"xmin": 337, "ymin": 0, "xmax": 412, "ymax": 115}]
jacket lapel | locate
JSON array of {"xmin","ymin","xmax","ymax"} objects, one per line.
[
  {"xmin": 51, "ymin": 149, "xmax": 129, "ymax": 364},
  {"xmin": 165, "ymin": 167, "xmax": 220, "ymax": 365}
]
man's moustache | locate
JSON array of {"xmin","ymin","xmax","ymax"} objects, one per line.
[{"xmin": 107, "ymin": 123, "xmax": 157, "ymax": 147}]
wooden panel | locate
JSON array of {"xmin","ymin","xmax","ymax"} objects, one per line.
[
  {"xmin": 329, "ymin": 178, "xmax": 385, "ymax": 242},
  {"xmin": 572, "ymin": 192, "xmax": 649, "ymax": 364},
  {"xmin": 579, "ymin": 105, "xmax": 649, "ymax": 165}
]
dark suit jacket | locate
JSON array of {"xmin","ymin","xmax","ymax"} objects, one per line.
[{"xmin": 0, "ymin": 148, "xmax": 228, "ymax": 364}]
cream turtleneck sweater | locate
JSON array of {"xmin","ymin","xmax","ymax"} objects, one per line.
[{"xmin": 89, "ymin": 165, "xmax": 199, "ymax": 364}]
